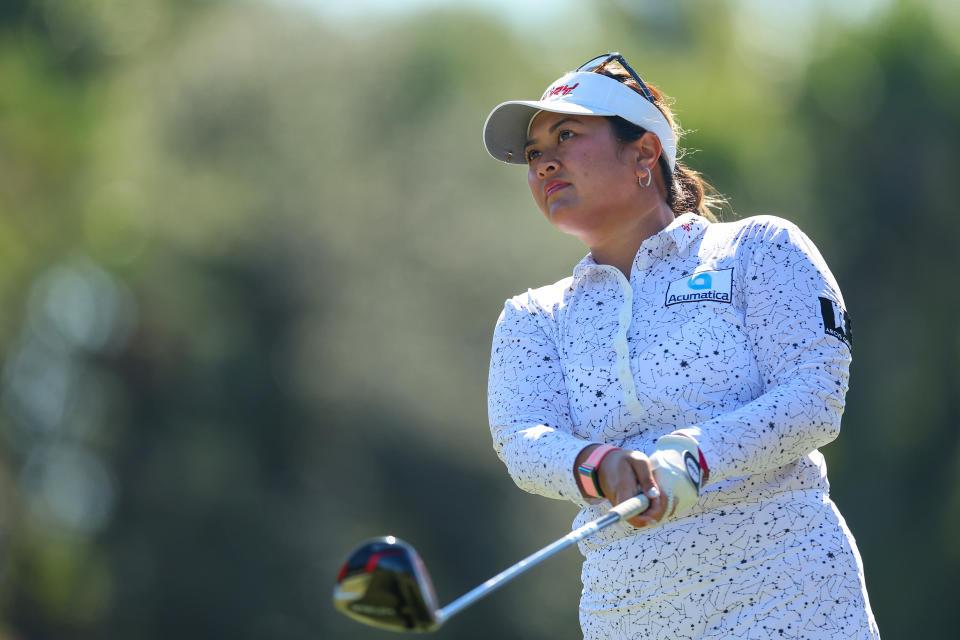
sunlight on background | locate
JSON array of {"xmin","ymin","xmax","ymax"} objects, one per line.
[
  {"xmin": 280, "ymin": 0, "xmax": 582, "ymax": 25},
  {"xmin": 3, "ymin": 258, "xmax": 135, "ymax": 536},
  {"xmin": 289, "ymin": 0, "xmax": 895, "ymax": 39}
]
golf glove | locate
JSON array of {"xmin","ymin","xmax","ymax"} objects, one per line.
[{"xmin": 649, "ymin": 434, "xmax": 705, "ymax": 522}]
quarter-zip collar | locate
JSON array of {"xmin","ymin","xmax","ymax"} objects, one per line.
[
  {"xmin": 662, "ymin": 212, "xmax": 710, "ymax": 255},
  {"xmin": 572, "ymin": 213, "xmax": 710, "ymax": 279}
]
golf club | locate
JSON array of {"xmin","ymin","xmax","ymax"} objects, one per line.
[{"xmin": 333, "ymin": 492, "xmax": 650, "ymax": 633}]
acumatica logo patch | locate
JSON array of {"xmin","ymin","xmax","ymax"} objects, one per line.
[{"xmin": 665, "ymin": 269, "xmax": 733, "ymax": 306}]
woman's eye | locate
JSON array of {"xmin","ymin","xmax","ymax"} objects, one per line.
[
  {"xmin": 558, "ymin": 130, "xmax": 574, "ymax": 142},
  {"xmin": 526, "ymin": 149, "xmax": 541, "ymax": 163}
]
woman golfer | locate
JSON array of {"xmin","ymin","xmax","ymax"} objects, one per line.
[{"xmin": 483, "ymin": 53, "xmax": 880, "ymax": 639}]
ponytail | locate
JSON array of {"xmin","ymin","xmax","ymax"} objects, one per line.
[{"xmin": 660, "ymin": 157, "xmax": 725, "ymax": 222}]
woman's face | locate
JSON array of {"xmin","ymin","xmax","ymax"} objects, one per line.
[{"xmin": 525, "ymin": 112, "xmax": 649, "ymax": 246}]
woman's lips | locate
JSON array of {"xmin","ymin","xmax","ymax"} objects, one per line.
[{"xmin": 544, "ymin": 180, "xmax": 569, "ymax": 198}]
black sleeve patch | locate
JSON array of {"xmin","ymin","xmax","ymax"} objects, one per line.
[{"xmin": 819, "ymin": 296, "xmax": 853, "ymax": 348}]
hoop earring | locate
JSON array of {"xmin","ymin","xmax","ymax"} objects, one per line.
[{"xmin": 638, "ymin": 167, "xmax": 652, "ymax": 188}]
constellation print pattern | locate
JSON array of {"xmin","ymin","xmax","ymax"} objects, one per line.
[{"xmin": 487, "ymin": 214, "xmax": 880, "ymax": 639}]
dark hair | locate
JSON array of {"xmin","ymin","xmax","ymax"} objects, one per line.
[{"xmin": 597, "ymin": 66, "xmax": 725, "ymax": 222}]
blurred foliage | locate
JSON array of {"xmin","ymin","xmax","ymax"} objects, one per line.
[{"xmin": 0, "ymin": 0, "xmax": 957, "ymax": 638}]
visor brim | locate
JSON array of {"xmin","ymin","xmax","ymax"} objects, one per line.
[
  {"xmin": 483, "ymin": 99, "xmax": 619, "ymax": 165},
  {"xmin": 481, "ymin": 71, "xmax": 678, "ymax": 170}
]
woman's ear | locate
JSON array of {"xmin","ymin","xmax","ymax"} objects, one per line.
[{"xmin": 635, "ymin": 131, "xmax": 663, "ymax": 174}]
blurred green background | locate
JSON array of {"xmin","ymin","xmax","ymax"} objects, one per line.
[{"xmin": 0, "ymin": 0, "xmax": 957, "ymax": 638}]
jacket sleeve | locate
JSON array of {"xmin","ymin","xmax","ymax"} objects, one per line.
[
  {"xmin": 487, "ymin": 295, "xmax": 593, "ymax": 504},
  {"xmin": 677, "ymin": 220, "xmax": 853, "ymax": 485}
]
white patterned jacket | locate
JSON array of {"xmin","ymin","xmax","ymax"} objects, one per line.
[{"xmin": 487, "ymin": 212, "xmax": 853, "ymax": 527}]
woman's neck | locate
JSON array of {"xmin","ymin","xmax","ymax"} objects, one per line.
[{"xmin": 589, "ymin": 202, "xmax": 676, "ymax": 277}]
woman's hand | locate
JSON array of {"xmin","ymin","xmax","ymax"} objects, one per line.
[
  {"xmin": 575, "ymin": 436, "xmax": 706, "ymax": 528},
  {"xmin": 598, "ymin": 449, "xmax": 666, "ymax": 528},
  {"xmin": 574, "ymin": 446, "xmax": 666, "ymax": 528}
]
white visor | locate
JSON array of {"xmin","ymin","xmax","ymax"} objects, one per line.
[{"xmin": 482, "ymin": 71, "xmax": 677, "ymax": 171}]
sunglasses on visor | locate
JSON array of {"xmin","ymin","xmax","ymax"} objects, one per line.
[{"xmin": 576, "ymin": 52, "xmax": 656, "ymax": 104}]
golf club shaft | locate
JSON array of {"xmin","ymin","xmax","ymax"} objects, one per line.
[{"xmin": 435, "ymin": 493, "xmax": 650, "ymax": 624}]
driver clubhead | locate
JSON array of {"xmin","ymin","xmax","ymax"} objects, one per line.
[{"xmin": 333, "ymin": 536, "xmax": 441, "ymax": 633}]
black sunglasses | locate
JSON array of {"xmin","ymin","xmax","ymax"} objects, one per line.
[{"xmin": 576, "ymin": 52, "xmax": 656, "ymax": 104}]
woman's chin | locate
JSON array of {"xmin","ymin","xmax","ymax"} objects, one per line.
[{"xmin": 545, "ymin": 202, "xmax": 580, "ymax": 227}]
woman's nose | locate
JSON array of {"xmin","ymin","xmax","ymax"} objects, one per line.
[{"xmin": 536, "ymin": 156, "xmax": 559, "ymax": 178}]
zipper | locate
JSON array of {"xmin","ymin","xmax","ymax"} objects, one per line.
[{"xmin": 595, "ymin": 265, "xmax": 645, "ymax": 419}]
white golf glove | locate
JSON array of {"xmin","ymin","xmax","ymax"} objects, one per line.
[{"xmin": 649, "ymin": 434, "xmax": 706, "ymax": 522}]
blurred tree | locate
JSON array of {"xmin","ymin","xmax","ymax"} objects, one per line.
[{"xmin": 793, "ymin": 3, "xmax": 960, "ymax": 636}]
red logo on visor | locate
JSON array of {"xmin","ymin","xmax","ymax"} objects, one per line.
[
  {"xmin": 542, "ymin": 82, "xmax": 579, "ymax": 99},
  {"xmin": 681, "ymin": 223, "xmax": 692, "ymax": 231}
]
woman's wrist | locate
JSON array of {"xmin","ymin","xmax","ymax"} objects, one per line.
[{"xmin": 575, "ymin": 444, "xmax": 621, "ymax": 499}]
